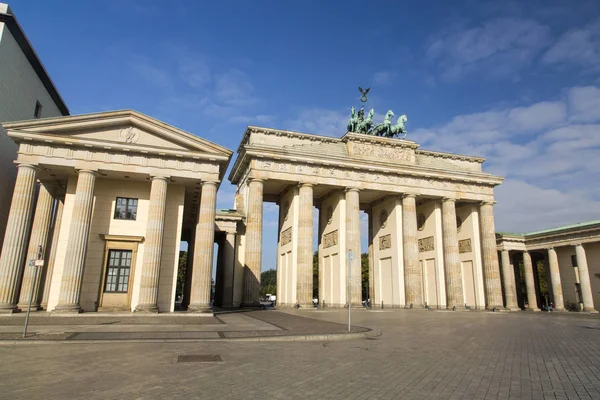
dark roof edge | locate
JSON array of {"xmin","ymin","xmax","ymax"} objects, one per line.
[{"xmin": 0, "ymin": 11, "xmax": 69, "ymax": 115}]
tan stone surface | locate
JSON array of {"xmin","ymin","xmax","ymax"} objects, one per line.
[
  {"xmin": 575, "ymin": 244, "xmax": 596, "ymax": 312},
  {"xmin": 135, "ymin": 176, "xmax": 168, "ymax": 312},
  {"xmin": 442, "ymin": 199, "xmax": 464, "ymax": 308},
  {"xmin": 54, "ymin": 170, "xmax": 97, "ymax": 312},
  {"xmin": 522, "ymin": 251, "xmax": 540, "ymax": 311},
  {"xmin": 296, "ymin": 183, "xmax": 313, "ymax": 306},
  {"xmin": 0, "ymin": 164, "xmax": 38, "ymax": 311},
  {"xmin": 41, "ymin": 196, "xmax": 64, "ymax": 309},
  {"xmin": 403, "ymin": 194, "xmax": 422, "ymax": 307},
  {"xmin": 242, "ymin": 179, "xmax": 263, "ymax": 306},
  {"xmin": 500, "ymin": 250, "xmax": 519, "ymax": 310},
  {"xmin": 345, "ymin": 188, "xmax": 361, "ymax": 306},
  {"xmin": 547, "ymin": 247, "xmax": 565, "ymax": 311},
  {"xmin": 189, "ymin": 181, "xmax": 217, "ymax": 312},
  {"xmin": 479, "ymin": 202, "xmax": 503, "ymax": 309},
  {"xmin": 17, "ymin": 183, "xmax": 54, "ymax": 310},
  {"xmin": 221, "ymin": 232, "xmax": 236, "ymax": 308}
]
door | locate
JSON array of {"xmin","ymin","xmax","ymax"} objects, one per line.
[{"xmin": 101, "ymin": 249, "xmax": 133, "ymax": 309}]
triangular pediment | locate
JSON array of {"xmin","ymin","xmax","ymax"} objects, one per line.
[{"xmin": 2, "ymin": 109, "xmax": 232, "ymax": 159}]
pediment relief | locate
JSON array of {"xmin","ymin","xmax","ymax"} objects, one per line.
[{"xmin": 3, "ymin": 110, "xmax": 232, "ymax": 159}]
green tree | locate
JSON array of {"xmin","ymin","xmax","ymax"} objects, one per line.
[
  {"xmin": 313, "ymin": 251, "xmax": 319, "ymax": 298},
  {"xmin": 361, "ymin": 252, "xmax": 369, "ymax": 300},
  {"xmin": 260, "ymin": 269, "xmax": 277, "ymax": 297},
  {"xmin": 176, "ymin": 251, "xmax": 187, "ymax": 300}
]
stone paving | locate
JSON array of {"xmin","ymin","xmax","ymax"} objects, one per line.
[{"xmin": 1, "ymin": 310, "xmax": 600, "ymax": 399}]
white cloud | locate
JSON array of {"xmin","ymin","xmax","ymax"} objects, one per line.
[
  {"xmin": 412, "ymin": 86, "xmax": 600, "ymax": 232},
  {"xmin": 427, "ymin": 18, "xmax": 551, "ymax": 80},
  {"xmin": 129, "ymin": 60, "xmax": 173, "ymax": 91},
  {"xmin": 542, "ymin": 19, "xmax": 600, "ymax": 70},
  {"xmin": 373, "ymin": 70, "xmax": 396, "ymax": 86},
  {"xmin": 285, "ymin": 108, "xmax": 348, "ymax": 136},
  {"xmin": 215, "ymin": 69, "xmax": 258, "ymax": 106}
]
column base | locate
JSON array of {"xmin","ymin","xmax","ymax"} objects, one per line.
[
  {"xmin": 186, "ymin": 304, "xmax": 213, "ymax": 314},
  {"xmin": 52, "ymin": 304, "xmax": 83, "ymax": 314},
  {"xmin": 525, "ymin": 307, "xmax": 541, "ymax": 312},
  {"xmin": 0, "ymin": 304, "xmax": 20, "ymax": 314},
  {"xmin": 486, "ymin": 305, "xmax": 508, "ymax": 312},
  {"xmin": 446, "ymin": 305, "xmax": 469, "ymax": 312},
  {"xmin": 17, "ymin": 304, "xmax": 43, "ymax": 312},
  {"xmin": 583, "ymin": 307, "xmax": 599, "ymax": 313},
  {"xmin": 405, "ymin": 304, "xmax": 425, "ymax": 310},
  {"xmin": 134, "ymin": 304, "xmax": 159, "ymax": 313}
]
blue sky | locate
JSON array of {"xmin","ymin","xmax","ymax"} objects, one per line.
[{"xmin": 12, "ymin": 0, "xmax": 600, "ymax": 271}]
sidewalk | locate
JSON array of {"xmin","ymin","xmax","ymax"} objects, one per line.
[{"xmin": 0, "ymin": 309, "xmax": 370, "ymax": 342}]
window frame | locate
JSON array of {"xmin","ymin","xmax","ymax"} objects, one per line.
[
  {"xmin": 113, "ymin": 197, "xmax": 138, "ymax": 220},
  {"xmin": 104, "ymin": 249, "xmax": 132, "ymax": 293},
  {"xmin": 34, "ymin": 101, "xmax": 43, "ymax": 118}
]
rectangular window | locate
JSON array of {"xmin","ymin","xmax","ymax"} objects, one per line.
[
  {"xmin": 34, "ymin": 101, "xmax": 43, "ymax": 118},
  {"xmin": 104, "ymin": 250, "xmax": 132, "ymax": 293},
  {"xmin": 114, "ymin": 197, "xmax": 138, "ymax": 220}
]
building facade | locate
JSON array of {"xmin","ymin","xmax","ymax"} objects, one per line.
[
  {"xmin": 0, "ymin": 3, "xmax": 69, "ymax": 247},
  {"xmin": 0, "ymin": 110, "xmax": 231, "ymax": 313},
  {"xmin": 497, "ymin": 222, "xmax": 600, "ymax": 313}
]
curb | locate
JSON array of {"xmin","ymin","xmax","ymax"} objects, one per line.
[{"xmin": 0, "ymin": 330, "xmax": 380, "ymax": 346}]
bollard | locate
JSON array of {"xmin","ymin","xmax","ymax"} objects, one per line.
[
  {"xmin": 381, "ymin": 301, "xmax": 384, "ymax": 309},
  {"xmin": 410, "ymin": 303, "xmax": 413, "ymax": 310},
  {"xmin": 323, "ymin": 300, "xmax": 326, "ymax": 309}
]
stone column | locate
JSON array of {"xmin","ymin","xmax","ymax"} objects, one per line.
[
  {"xmin": 442, "ymin": 198, "xmax": 464, "ymax": 309},
  {"xmin": 221, "ymin": 232, "xmax": 236, "ymax": 308},
  {"xmin": 547, "ymin": 247, "xmax": 565, "ymax": 311},
  {"xmin": 500, "ymin": 250, "xmax": 519, "ymax": 310},
  {"xmin": 403, "ymin": 194, "xmax": 422, "ymax": 308},
  {"xmin": 297, "ymin": 183, "xmax": 314, "ymax": 307},
  {"xmin": 135, "ymin": 176, "xmax": 168, "ymax": 312},
  {"xmin": 345, "ymin": 188, "xmax": 361, "ymax": 306},
  {"xmin": 41, "ymin": 196, "xmax": 64, "ymax": 309},
  {"xmin": 575, "ymin": 244, "xmax": 597, "ymax": 312},
  {"xmin": 522, "ymin": 251, "xmax": 540, "ymax": 311},
  {"xmin": 182, "ymin": 227, "xmax": 195, "ymax": 308},
  {"xmin": 17, "ymin": 183, "xmax": 55, "ymax": 311},
  {"xmin": 54, "ymin": 170, "xmax": 97, "ymax": 313},
  {"xmin": 242, "ymin": 179, "xmax": 264, "ymax": 306},
  {"xmin": 0, "ymin": 164, "xmax": 38, "ymax": 312},
  {"xmin": 479, "ymin": 202, "xmax": 503, "ymax": 309},
  {"xmin": 189, "ymin": 181, "xmax": 218, "ymax": 312},
  {"xmin": 367, "ymin": 208, "xmax": 375, "ymax": 303}
]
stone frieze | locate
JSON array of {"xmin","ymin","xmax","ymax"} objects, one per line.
[
  {"xmin": 418, "ymin": 236, "xmax": 435, "ymax": 252},
  {"xmin": 323, "ymin": 230, "xmax": 338, "ymax": 249}
]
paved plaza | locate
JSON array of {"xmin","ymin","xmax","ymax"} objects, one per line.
[{"xmin": 1, "ymin": 309, "xmax": 600, "ymax": 399}]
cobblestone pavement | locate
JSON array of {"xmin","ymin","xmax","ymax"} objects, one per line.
[{"xmin": 1, "ymin": 310, "xmax": 600, "ymax": 399}]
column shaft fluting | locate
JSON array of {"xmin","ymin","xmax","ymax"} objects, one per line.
[
  {"xmin": 403, "ymin": 194, "xmax": 422, "ymax": 308},
  {"xmin": 345, "ymin": 188, "xmax": 361, "ymax": 306},
  {"xmin": 221, "ymin": 232, "xmax": 236, "ymax": 308},
  {"xmin": 575, "ymin": 244, "xmax": 596, "ymax": 312},
  {"xmin": 442, "ymin": 199, "xmax": 464, "ymax": 308},
  {"xmin": 479, "ymin": 202, "xmax": 503, "ymax": 309},
  {"xmin": 522, "ymin": 251, "xmax": 540, "ymax": 311},
  {"xmin": 189, "ymin": 181, "xmax": 218, "ymax": 312},
  {"xmin": 547, "ymin": 248, "xmax": 564, "ymax": 310},
  {"xmin": 17, "ymin": 183, "xmax": 55, "ymax": 310},
  {"xmin": 41, "ymin": 196, "xmax": 64, "ymax": 309},
  {"xmin": 500, "ymin": 250, "xmax": 519, "ymax": 310},
  {"xmin": 55, "ymin": 170, "xmax": 96, "ymax": 312},
  {"xmin": 242, "ymin": 179, "xmax": 263, "ymax": 306},
  {"xmin": 0, "ymin": 164, "xmax": 38, "ymax": 312},
  {"xmin": 367, "ymin": 209, "xmax": 375, "ymax": 303},
  {"xmin": 297, "ymin": 183, "xmax": 314, "ymax": 306},
  {"xmin": 135, "ymin": 176, "xmax": 168, "ymax": 312}
]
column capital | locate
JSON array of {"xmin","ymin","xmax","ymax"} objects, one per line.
[
  {"xmin": 402, "ymin": 193, "xmax": 417, "ymax": 199},
  {"xmin": 575, "ymin": 243, "xmax": 584, "ymax": 248},
  {"xmin": 16, "ymin": 163, "xmax": 39, "ymax": 172},
  {"xmin": 480, "ymin": 200, "xmax": 496, "ymax": 206},
  {"xmin": 442, "ymin": 197, "xmax": 456, "ymax": 203},
  {"xmin": 202, "ymin": 180, "xmax": 219, "ymax": 187},
  {"xmin": 298, "ymin": 182, "xmax": 314, "ymax": 188},
  {"xmin": 248, "ymin": 178, "xmax": 264, "ymax": 184},
  {"xmin": 150, "ymin": 175, "xmax": 170, "ymax": 182},
  {"xmin": 76, "ymin": 169, "xmax": 98, "ymax": 176},
  {"xmin": 345, "ymin": 187, "xmax": 360, "ymax": 193}
]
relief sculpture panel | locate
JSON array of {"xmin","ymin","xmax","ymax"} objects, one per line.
[
  {"xmin": 418, "ymin": 236, "xmax": 435, "ymax": 252},
  {"xmin": 281, "ymin": 227, "xmax": 292, "ymax": 246},
  {"xmin": 323, "ymin": 230, "xmax": 338, "ymax": 249},
  {"xmin": 458, "ymin": 239, "xmax": 472, "ymax": 253},
  {"xmin": 379, "ymin": 234, "xmax": 391, "ymax": 250}
]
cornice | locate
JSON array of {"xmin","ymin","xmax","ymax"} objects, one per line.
[
  {"xmin": 237, "ymin": 126, "xmax": 341, "ymax": 153},
  {"xmin": 341, "ymin": 131, "xmax": 420, "ymax": 150},
  {"xmin": 416, "ymin": 149, "xmax": 485, "ymax": 164}
]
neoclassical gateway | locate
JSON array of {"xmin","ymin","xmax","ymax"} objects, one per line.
[{"xmin": 0, "ymin": 109, "xmax": 598, "ymax": 313}]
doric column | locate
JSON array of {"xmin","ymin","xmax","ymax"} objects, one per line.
[
  {"xmin": 367, "ymin": 208, "xmax": 375, "ymax": 303},
  {"xmin": 297, "ymin": 183, "xmax": 314, "ymax": 307},
  {"xmin": 0, "ymin": 164, "xmax": 38, "ymax": 312},
  {"xmin": 479, "ymin": 201, "xmax": 503, "ymax": 309},
  {"xmin": 242, "ymin": 178, "xmax": 264, "ymax": 306},
  {"xmin": 547, "ymin": 247, "xmax": 565, "ymax": 311},
  {"xmin": 403, "ymin": 194, "xmax": 422, "ymax": 308},
  {"xmin": 135, "ymin": 176, "xmax": 168, "ymax": 312},
  {"xmin": 17, "ymin": 183, "xmax": 55, "ymax": 311},
  {"xmin": 345, "ymin": 187, "xmax": 361, "ymax": 306},
  {"xmin": 221, "ymin": 232, "xmax": 236, "ymax": 308},
  {"xmin": 54, "ymin": 170, "xmax": 97, "ymax": 313},
  {"xmin": 442, "ymin": 198, "xmax": 464, "ymax": 309},
  {"xmin": 182, "ymin": 227, "xmax": 195, "ymax": 308},
  {"xmin": 575, "ymin": 244, "xmax": 597, "ymax": 312},
  {"xmin": 500, "ymin": 250, "xmax": 519, "ymax": 310},
  {"xmin": 41, "ymin": 196, "xmax": 64, "ymax": 309},
  {"xmin": 189, "ymin": 181, "xmax": 218, "ymax": 312},
  {"xmin": 522, "ymin": 251, "xmax": 540, "ymax": 311}
]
